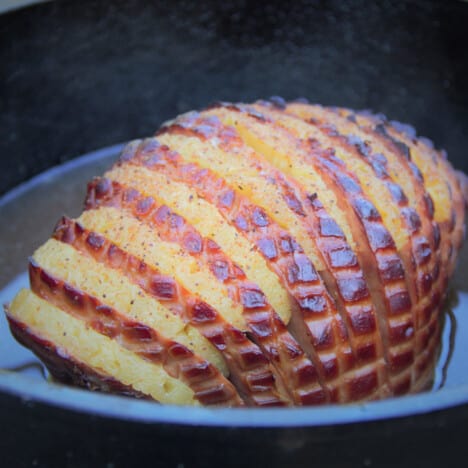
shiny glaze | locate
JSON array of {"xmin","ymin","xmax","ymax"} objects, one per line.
[
  {"xmin": 28, "ymin": 258, "xmax": 242, "ymax": 406},
  {"xmin": 87, "ymin": 177, "xmax": 330, "ymax": 405},
  {"xmin": 248, "ymin": 102, "xmax": 439, "ymax": 394},
  {"xmin": 124, "ymin": 129, "xmax": 390, "ymax": 402},
  {"xmin": 54, "ymin": 215, "xmax": 285, "ymax": 407},
  {"xmin": 7, "ymin": 316, "xmax": 151, "ymax": 399}
]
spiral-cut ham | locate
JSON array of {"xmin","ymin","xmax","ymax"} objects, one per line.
[{"xmin": 5, "ymin": 99, "xmax": 466, "ymax": 406}]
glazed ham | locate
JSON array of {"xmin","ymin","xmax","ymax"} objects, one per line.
[{"xmin": 5, "ymin": 99, "xmax": 466, "ymax": 406}]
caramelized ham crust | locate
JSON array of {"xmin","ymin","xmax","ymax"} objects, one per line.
[{"xmin": 5, "ymin": 98, "xmax": 466, "ymax": 406}]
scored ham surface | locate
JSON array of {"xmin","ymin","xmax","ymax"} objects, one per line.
[{"xmin": 5, "ymin": 99, "xmax": 467, "ymax": 406}]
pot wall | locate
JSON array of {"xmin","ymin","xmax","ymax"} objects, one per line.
[{"xmin": 1, "ymin": 0, "xmax": 467, "ymax": 194}]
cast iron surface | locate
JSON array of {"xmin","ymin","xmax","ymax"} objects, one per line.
[
  {"xmin": 1, "ymin": 0, "xmax": 467, "ymax": 195},
  {"xmin": 0, "ymin": 377, "xmax": 468, "ymax": 468},
  {"xmin": 0, "ymin": 381, "xmax": 467, "ymax": 468},
  {"xmin": 1, "ymin": 1, "xmax": 468, "ymax": 467}
]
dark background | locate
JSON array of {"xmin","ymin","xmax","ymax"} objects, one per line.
[
  {"xmin": 1, "ymin": 387, "xmax": 467, "ymax": 468},
  {"xmin": 0, "ymin": 0, "xmax": 467, "ymax": 195}
]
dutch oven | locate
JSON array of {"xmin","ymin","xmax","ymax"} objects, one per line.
[{"xmin": 0, "ymin": 1, "xmax": 467, "ymax": 467}]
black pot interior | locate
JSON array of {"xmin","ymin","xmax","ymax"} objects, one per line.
[{"xmin": 1, "ymin": 0, "xmax": 467, "ymax": 195}]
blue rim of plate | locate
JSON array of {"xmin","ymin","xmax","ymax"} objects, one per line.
[
  {"xmin": 1, "ymin": 371, "xmax": 468, "ymax": 427},
  {"xmin": 1, "ymin": 144, "xmax": 467, "ymax": 428}
]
